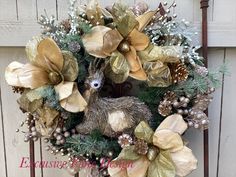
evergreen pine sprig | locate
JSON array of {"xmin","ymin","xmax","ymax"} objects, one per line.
[{"xmin": 64, "ymin": 130, "xmax": 121, "ymax": 157}]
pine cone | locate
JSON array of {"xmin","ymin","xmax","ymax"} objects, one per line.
[
  {"xmin": 158, "ymin": 91, "xmax": 177, "ymax": 116},
  {"xmin": 195, "ymin": 65, "xmax": 208, "ymax": 77},
  {"xmin": 193, "ymin": 94, "xmax": 213, "ymax": 111},
  {"xmin": 118, "ymin": 134, "xmax": 133, "ymax": 148},
  {"xmin": 12, "ymin": 86, "xmax": 24, "ymax": 94},
  {"xmin": 164, "ymin": 91, "xmax": 177, "ymax": 102},
  {"xmin": 169, "ymin": 63, "xmax": 189, "ymax": 84},
  {"xmin": 68, "ymin": 41, "xmax": 81, "ymax": 53},
  {"xmin": 60, "ymin": 19, "xmax": 71, "ymax": 33},
  {"xmin": 187, "ymin": 94, "xmax": 212, "ymax": 129},
  {"xmin": 134, "ymin": 139, "xmax": 148, "ymax": 155},
  {"xmin": 158, "ymin": 100, "xmax": 172, "ymax": 116}
]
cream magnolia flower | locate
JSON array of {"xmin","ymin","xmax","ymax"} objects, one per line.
[
  {"xmin": 5, "ymin": 38, "xmax": 87, "ymax": 113},
  {"xmin": 82, "ymin": 3, "xmax": 159, "ymax": 83},
  {"xmin": 108, "ymin": 114, "xmax": 197, "ymax": 177}
]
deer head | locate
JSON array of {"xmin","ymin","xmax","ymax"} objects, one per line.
[{"xmin": 83, "ymin": 59, "xmax": 107, "ymax": 103}]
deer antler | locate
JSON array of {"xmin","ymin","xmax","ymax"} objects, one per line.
[{"xmin": 88, "ymin": 59, "xmax": 108, "ymax": 74}]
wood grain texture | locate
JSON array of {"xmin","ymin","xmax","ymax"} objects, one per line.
[
  {"xmin": 0, "ymin": 78, "xmax": 8, "ymax": 177},
  {"xmin": 212, "ymin": 0, "xmax": 236, "ymax": 22},
  {"xmin": 0, "ymin": 0, "xmax": 17, "ymax": 20},
  {"xmin": 57, "ymin": 0, "xmax": 69, "ymax": 20},
  {"xmin": 217, "ymin": 48, "xmax": 236, "ymax": 177},
  {"xmin": 208, "ymin": 48, "xmax": 225, "ymax": 177},
  {"xmin": 17, "ymin": 0, "xmax": 37, "ymax": 21},
  {"xmin": 36, "ymin": 0, "xmax": 57, "ymax": 20}
]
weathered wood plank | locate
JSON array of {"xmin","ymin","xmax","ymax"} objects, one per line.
[
  {"xmin": 57, "ymin": 0, "xmax": 69, "ymax": 20},
  {"xmin": 37, "ymin": 0, "xmax": 57, "ymax": 20},
  {"xmin": 183, "ymin": 130, "xmax": 203, "ymax": 177},
  {"xmin": 0, "ymin": 21, "xmax": 41, "ymax": 46},
  {"xmin": 0, "ymin": 0, "xmax": 17, "ymax": 20},
  {"xmin": 208, "ymin": 48, "xmax": 225, "ymax": 177},
  {"xmin": 175, "ymin": 0, "xmax": 194, "ymax": 22},
  {"xmin": 218, "ymin": 48, "xmax": 236, "ymax": 177},
  {"xmin": 17, "ymin": 0, "xmax": 37, "ymax": 21},
  {"xmin": 0, "ymin": 84, "xmax": 7, "ymax": 177},
  {"xmin": 213, "ymin": 0, "xmax": 236, "ymax": 23},
  {"xmin": 0, "ymin": 48, "xmax": 42, "ymax": 177},
  {"xmin": 41, "ymin": 148, "xmax": 71, "ymax": 177}
]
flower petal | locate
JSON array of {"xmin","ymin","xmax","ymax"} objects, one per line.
[
  {"xmin": 157, "ymin": 114, "xmax": 188, "ymax": 135},
  {"xmin": 55, "ymin": 82, "xmax": 87, "ymax": 112},
  {"xmin": 118, "ymin": 146, "xmax": 140, "ymax": 161},
  {"xmin": 105, "ymin": 64, "xmax": 129, "ymax": 84},
  {"xmin": 170, "ymin": 146, "xmax": 198, "ymax": 177},
  {"xmin": 138, "ymin": 44, "xmax": 182, "ymax": 63},
  {"xmin": 103, "ymin": 29, "xmax": 124, "ymax": 56},
  {"xmin": 129, "ymin": 56, "xmax": 147, "ymax": 81},
  {"xmin": 83, "ymin": 26, "xmax": 123, "ymax": 58},
  {"xmin": 124, "ymin": 46, "xmax": 140, "ymax": 72},
  {"xmin": 5, "ymin": 61, "xmax": 50, "ymax": 89},
  {"xmin": 36, "ymin": 38, "xmax": 64, "ymax": 72},
  {"xmin": 153, "ymin": 129, "xmax": 184, "ymax": 152},
  {"xmin": 110, "ymin": 51, "xmax": 129, "ymax": 74},
  {"xmin": 127, "ymin": 156, "xmax": 150, "ymax": 177},
  {"xmin": 134, "ymin": 121, "xmax": 154, "ymax": 143},
  {"xmin": 136, "ymin": 10, "xmax": 159, "ymax": 32},
  {"xmin": 25, "ymin": 36, "xmax": 42, "ymax": 63},
  {"xmin": 61, "ymin": 51, "xmax": 79, "ymax": 82},
  {"xmin": 129, "ymin": 29, "xmax": 149, "ymax": 51},
  {"xmin": 129, "ymin": 68, "xmax": 147, "ymax": 81},
  {"xmin": 108, "ymin": 158, "xmax": 128, "ymax": 177},
  {"xmin": 147, "ymin": 150, "xmax": 176, "ymax": 177},
  {"xmin": 143, "ymin": 61, "xmax": 172, "ymax": 87}
]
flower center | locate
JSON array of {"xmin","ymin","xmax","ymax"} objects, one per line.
[
  {"xmin": 49, "ymin": 72, "xmax": 62, "ymax": 85},
  {"xmin": 118, "ymin": 40, "xmax": 130, "ymax": 53}
]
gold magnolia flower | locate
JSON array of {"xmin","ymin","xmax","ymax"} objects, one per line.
[
  {"xmin": 108, "ymin": 114, "xmax": 197, "ymax": 177},
  {"xmin": 5, "ymin": 37, "xmax": 87, "ymax": 113},
  {"xmin": 82, "ymin": 3, "xmax": 158, "ymax": 83}
]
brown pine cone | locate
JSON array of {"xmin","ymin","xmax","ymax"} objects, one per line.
[
  {"xmin": 60, "ymin": 19, "xmax": 71, "ymax": 33},
  {"xmin": 118, "ymin": 134, "xmax": 133, "ymax": 148},
  {"xmin": 158, "ymin": 100, "xmax": 172, "ymax": 116},
  {"xmin": 134, "ymin": 139, "xmax": 149, "ymax": 155},
  {"xmin": 12, "ymin": 86, "xmax": 24, "ymax": 94},
  {"xmin": 164, "ymin": 91, "xmax": 177, "ymax": 102},
  {"xmin": 169, "ymin": 62, "xmax": 189, "ymax": 84}
]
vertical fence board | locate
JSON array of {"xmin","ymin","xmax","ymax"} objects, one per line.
[
  {"xmin": 37, "ymin": 0, "xmax": 57, "ymax": 20},
  {"xmin": 213, "ymin": 0, "xmax": 236, "ymax": 22},
  {"xmin": 175, "ymin": 0, "xmax": 194, "ymax": 22},
  {"xmin": 0, "ymin": 48, "xmax": 42, "ymax": 177},
  {"xmin": 0, "ymin": 82, "xmax": 7, "ymax": 177},
  {"xmin": 183, "ymin": 130, "xmax": 203, "ymax": 177},
  {"xmin": 0, "ymin": 0, "xmax": 17, "ymax": 20},
  {"xmin": 17, "ymin": 0, "xmax": 37, "ymax": 21},
  {"xmin": 218, "ymin": 48, "xmax": 236, "ymax": 177},
  {"xmin": 40, "ymin": 145, "xmax": 70, "ymax": 177},
  {"xmin": 208, "ymin": 48, "xmax": 225, "ymax": 177},
  {"xmin": 57, "ymin": 0, "xmax": 69, "ymax": 20}
]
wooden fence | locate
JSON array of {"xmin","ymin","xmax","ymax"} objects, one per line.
[{"xmin": 0, "ymin": 0, "xmax": 236, "ymax": 177}]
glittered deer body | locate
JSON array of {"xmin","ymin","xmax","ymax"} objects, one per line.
[{"xmin": 76, "ymin": 62, "xmax": 152, "ymax": 137}]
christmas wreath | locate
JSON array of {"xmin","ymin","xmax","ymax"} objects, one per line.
[{"xmin": 5, "ymin": 0, "xmax": 226, "ymax": 176}]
